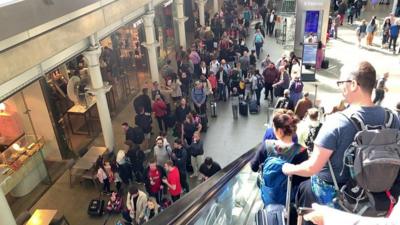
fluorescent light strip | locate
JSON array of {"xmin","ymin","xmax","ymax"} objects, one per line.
[{"xmin": 0, "ymin": 0, "xmax": 24, "ymax": 8}]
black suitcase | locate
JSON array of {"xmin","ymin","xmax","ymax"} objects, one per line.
[
  {"xmin": 88, "ymin": 199, "xmax": 105, "ymax": 216},
  {"xmin": 321, "ymin": 59, "xmax": 329, "ymax": 69},
  {"xmin": 199, "ymin": 114, "xmax": 208, "ymax": 132},
  {"xmin": 239, "ymin": 102, "xmax": 248, "ymax": 116}
]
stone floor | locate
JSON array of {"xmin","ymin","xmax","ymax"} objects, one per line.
[{"xmin": 12, "ymin": 3, "xmax": 400, "ymax": 225}]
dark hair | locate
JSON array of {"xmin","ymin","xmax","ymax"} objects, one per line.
[
  {"xmin": 318, "ymin": 41, "xmax": 323, "ymax": 49},
  {"xmin": 165, "ymin": 160, "xmax": 174, "ymax": 167},
  {"xmin": 129, "ymin": 186, "xmax": 138, "ymax": 195},
  {"xmin": 205, "ymin": 157, "xmax": 213, "ymax": 166},
  {"xmin": 174, "ymin": 138, "xmax": 182, "ymax": 145},
  {"xmin": 142, "ymin": 88, "xmax": 148, "ymax": 94},
  {"xmin": 307, "ymin": 108, "xmax": 320, "ymax": 121},
  {"xmin": 272, "ymin": 113, "xmax": 299, "ymax": 136},
  {"xmin": 148, "ymin": 157, "xmax": 157, "ymax": 164},
  {"xmin": 352, "ymin": 61, "xmax": 376, "ymax": 94},
  {"xmin": 304, "ymin": 92, "xmax": 309, "ymax": 97},
  {"xmin": 110, "ymin": 160, "xmax": 118, "ymax": 173}
]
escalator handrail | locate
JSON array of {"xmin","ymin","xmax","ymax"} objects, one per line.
[{"xmin": 146, "ymin": 143, "xmax": 260, "ymax": 225}]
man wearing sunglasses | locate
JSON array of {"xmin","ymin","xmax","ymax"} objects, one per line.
[{"xmin": 282, "ymin": 61, "xmax": 400, "ymax": 225}]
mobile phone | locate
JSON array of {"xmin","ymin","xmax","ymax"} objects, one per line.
[{"xmin": 297, "ymin": 207, "xmax": 314, "ymax": 215}]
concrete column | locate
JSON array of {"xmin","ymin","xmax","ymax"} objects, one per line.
[
  {"xmin": 393, "ymin": 0, "xmax": 398, "ymax": 14},
  {"xmin": 83, "ymin": 39, "xmax": 115, "ymax": 152},
  {"xmin": 213, "ymin": 0, "xmax": 219, "ymax": 14},
  {"xmin": 174, "ymin": 0, "xmax": 188, "ymax": 49},
  {"xmin": 0, "ymin": 188, "xmax": 16, "ymax": 225},
  {"xmin": 142, "ymin": 11, "xmax": 160, "ymax": 83},
  {"xmin": 196, "ymin": 0, "xmax": 206, "ymax": 26}
]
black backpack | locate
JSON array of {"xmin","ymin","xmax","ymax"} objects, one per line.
[
  {"xmin": 131, "ymin": 126, "xmax": 145, "ymax": 144},
  {"xmin": 304, "ymin": 123, "xmax": 323, "ymax": 152}
]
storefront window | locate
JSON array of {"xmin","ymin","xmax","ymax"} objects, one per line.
[
  {"xmin": 44, "ymin": 56, "xmax": 100, "ymax": 154},
  {"xmin": 0, "ymin": 81, "xmax": 55, "ymax": 217},
  {"xmin": 155, "ymin": 4, "xmax": 176, "ymax": 67}
]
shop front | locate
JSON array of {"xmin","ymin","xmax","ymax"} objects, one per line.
[
  {"xmin": 0, "ymin": 79, "xmax": 56, "ymax": 217},
  {"xmin": 99, "ymin": 17, "xmax": 150, "ymax": 107},
  {"xmin": 155, "ymin": 1, "xmax": 177, "ymax": 67}
]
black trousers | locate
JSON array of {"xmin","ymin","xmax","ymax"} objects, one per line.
[
  {"xmin": 156, "ymin": 116, "xmax": 167, "ymax": 132},
  {"xmin": 264, "ymin": 83, "xmax": 274, "ymax": 101},
  {"xmin": 180, "ymin": 172, "xmax": 190, "ymax": 193},
  {"xmin": 149, "ymin": 190, "xmax": 163, "ymax": 204},
  {"xmin": 171, "ymin": 194, "xmax": 181, "ymax": 202},
  {"xmin": 295, "ymin": 180, "xmax": 317, "ymax": 225}
]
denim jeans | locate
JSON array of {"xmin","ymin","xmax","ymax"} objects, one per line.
[{"xmin": 218, "ymin": 83, "xmax": 226, "ymax": 100}]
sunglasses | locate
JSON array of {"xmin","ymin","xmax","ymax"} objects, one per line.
[{"xmin": 336, "ymin": 80, "xmax": 353, "ymax": 87}]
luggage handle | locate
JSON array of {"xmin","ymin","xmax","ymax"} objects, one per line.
[{"xmin": 285, "ymin": 175, "xmax": 292, "ymax": 225}]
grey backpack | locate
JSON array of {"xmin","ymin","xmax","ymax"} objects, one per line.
[{"xmin": 329, "ymin": 109, "xmax": 400, "ymax": 216}]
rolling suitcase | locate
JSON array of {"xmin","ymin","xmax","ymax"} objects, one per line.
[
  {"xmin": 239, "ymin": 101, "xmax": 248, "ymax": 116},
  {"xmin": 210, "ymin": 101, "xmax": 217, "ymax": 117},
  {"xmin": 249, "ymin": 94, "xmax": 259, "ymax": 114},
  {"xmin": 321, "ymin": 59, "xmax": 329, "ymax": 69},
  {"xmin": 239, "ymin": 95, "xmax": 248, "ymax": 116},
  {"xmin": 255, "ymin": 176, "xmax": 293, "ymax": 225},
  {"xmin": 88, "ymin": 199, "xmax": 105, "ymax": 216}
]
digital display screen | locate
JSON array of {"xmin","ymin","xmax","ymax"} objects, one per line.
[
  {"xmin": 302, "ymin": 44, "xmax": 318, "ymax": 65},
  {"xmin": 304, "ymin": 11, "xmax": 320, "ymax": 34}
]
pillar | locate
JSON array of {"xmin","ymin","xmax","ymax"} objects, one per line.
[
  {"xmin": 83, "ymin": 39, "xmax": 115, "ymax": 152},
  {"xmin": 213, "ymin": 0, "xmax": 219, "ymax": 14},
  {"xmin": 142, "ymin": 11, "xmax": 160, "ymax": 83},
  {"xmin": 0, "ymin": 188, "xmax": 17, "ymax": 225},
  {"xmin": 393, "ymin": 0, "xmax": 398, "ymax": 14},
  {"xmin": 174, "ymin": 0, "xmax": 188, "ymax": 49},
  {"xmin": 196, "ymin": 0, "xmax": 206, "ymax": 26}
]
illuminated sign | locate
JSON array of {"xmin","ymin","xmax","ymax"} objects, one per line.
[
  {"xmin": 132, "ymin": 18, "xmax": 143, "ymax": 28},
  {"xmin": 163, "ymin": 0, "xmax": 173, "ymax": 7}
]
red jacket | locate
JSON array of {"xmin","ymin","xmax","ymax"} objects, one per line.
[
  {"xmin": 208, "ymin": 75, "xmax": 217, "ymax": 89},
  {"xmin": 152, "ymin": 100, "xmax": 167, "ymax": 117}
]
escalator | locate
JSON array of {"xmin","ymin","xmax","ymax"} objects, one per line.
[{"xmin": 146, "ymin": 145, "xmax": 262, "ymax": 225}]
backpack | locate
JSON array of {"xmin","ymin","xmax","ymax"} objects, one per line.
[
  {"xmin": 131, "ymin": 126, "xmax": 145, "ymax": 144},
  {"xmin": 329, "ymin": 109, "xmax": 400, "ymax": 217},
  {"xmin": 256, "ymin": 75, "xmax": 264, "ymax": 90},
  {"xmin": 255, "ymin": 34, "xmax": 263, "ymax": 43},
  {"xmin": 304, "ymin": 123, "xmax": 323, "ymax": 152},
  {"xmin": 261, "ymin": 141, "xmax": 301, "ymax": 205}
]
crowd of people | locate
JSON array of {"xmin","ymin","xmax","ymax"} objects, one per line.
[
  {"xmin": 88, "ymin": 1, "xmax": 400, "ymax": 224},
  {"xmin": 330, "ymin": 0, "xmax": 400, "ymax": 53}
]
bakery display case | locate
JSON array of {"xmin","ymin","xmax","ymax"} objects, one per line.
[{"xmin": 0, "ymin": 135, "xmax": 47, "ymax": 196}]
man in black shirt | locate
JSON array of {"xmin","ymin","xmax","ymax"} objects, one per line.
[
  {"xmin": 122, "ymin": 122, "xmax": 144, "ymax": 146},
  {"xmin": 135, "ymin": 107, "xmax": 152, "ymax": 150},
  {"xmin": 199, "ymin": 157, "xmax": 221, "ymax": 181},
  {"xmin": 172, "ymin": 139, "xmax": 189, "ymax": 193},
  {"xmin": 133, "ymin": 88, "xmax": 152, "ymax": 114}
]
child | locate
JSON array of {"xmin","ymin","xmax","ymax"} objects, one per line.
[
  {"xmin": 249, "ymin": 50, "xmax": 257, "ymax": 69},
  {"xmin": 144, "ymin": 197, "xmax": 161, "ymax": 222},
  {"xmin": 106, "ymin": 191, "xmax": 123, "ymax": 213},
  {"xmin": 231, "ymin": 87, "xmax": 240, "ymax": 119},
  {"xmin": 208, "ymin": 72, "xmax": 217, "ymax": 101},
  {"xmin": 244, "ymin": 77, "xmax": 252, "ymax": 101},
  {"xmin": 110, "ymin": 160, "xmax": 122, "ymax": 193},
  {"xmin": 96, "ymin": 156, "xmax": 110, "ymax": 194}
]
